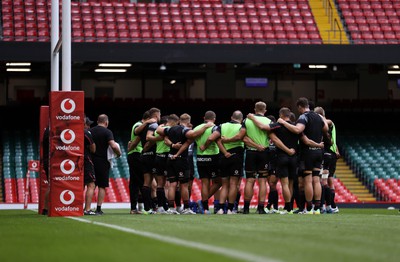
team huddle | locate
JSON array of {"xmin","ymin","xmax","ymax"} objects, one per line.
[{"xmin": 122, "ymin": 97, "xmax": 340, "ymax": 215}]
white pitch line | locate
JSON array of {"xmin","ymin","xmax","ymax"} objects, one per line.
[{"xmin": 69, "ymin": 216, "xmax": 280, "ymax": 262}]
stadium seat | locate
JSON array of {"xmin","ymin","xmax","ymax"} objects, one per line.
[
  {"xmin": 26, "ymin": 29, "xmax": 38, "ymax": 42},
  {"xmin": 14, "ymin": 29, "xmax": 26, "ymax": 42}
]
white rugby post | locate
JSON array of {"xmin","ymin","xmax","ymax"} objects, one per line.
[
  {"xmin": 51, "ymin": 0, "xmax": 71, "ymax": 91},
  {"xmin": 50, "ymin": 0, "xmax": 59, "ymax": 91},
  {"xmin": 48, "ymin": 0, "xmax": 83, "ymax": 217},
  {"xmin": 62, "ymin": 0, "xmax": 71, "ymax": 91}
]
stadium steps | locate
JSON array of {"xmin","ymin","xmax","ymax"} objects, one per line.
[
  {"xmin": 335, "ymin": 158, "xmax": 376, "ymax": 202},
  {"xmin": 309, "ymin": 0, "xmax": 349, "ymax": 44}
]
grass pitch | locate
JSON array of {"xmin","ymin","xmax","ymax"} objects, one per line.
[{"xmin": 0, "ymin": 208, "xmax": 399, "ymax": 262}]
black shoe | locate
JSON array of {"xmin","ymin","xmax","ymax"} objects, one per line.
[
  {"xmin": 42, "ymin": 209, "xmax": 48, "ymax": 215},
  {"xmin": 95, "ymin": 210, "xmax": 104, "ymax": 215},
  {"xmin": 243, "ymin": 209, "xmax": 249, "ymax": 214},
  {"xmin": 84, "ymin": 210, "xmax": 97, "ymax": 216}
]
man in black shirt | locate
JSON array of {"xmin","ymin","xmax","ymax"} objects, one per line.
[
  {"xmin": 90, "ymin": 114, "xmax": 121, "ymax": 215},
  {"xmin": 277, "ymin": 98, "xmax": 328, "ymax": 214}
]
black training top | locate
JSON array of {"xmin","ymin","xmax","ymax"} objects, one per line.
[
  {"xmin": 164, "ymin": 125, "xmax": 191, "ymax": 157},
  {"xmin": 90, "ymin": 125, "xmax": 114, "ymax": 159}
]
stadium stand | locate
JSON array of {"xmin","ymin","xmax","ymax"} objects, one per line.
[
  {"xmin": 1, "ymin": 130, "xmax": 40, "ymax": 203},
  {"xmin": 341, "ymin": 134, "xmax": 400, "ymax": 201},
  {"xmin": 1, "ymin": 0, "xmax": 323, "ymax": 44},
  {"xmin": 3, "ymin": 0, "xmax": 400, "ymax": 44},
  {"xmin": 337, "ymin": 0, "xmax": 400, "ymax": 44}
]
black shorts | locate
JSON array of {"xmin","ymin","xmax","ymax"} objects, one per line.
[
  {"xmin": 275, "ymin": 153, "xmax": 297, "ymax": 180},
  {"xmin": 155, "ymin": 153, "xmax": 168, "ymax": 176},
  {"xmin": 196, "ymin": 154, "xmax": 219, "ymax": 180},
  {"xmin": 92, "ymin": 156, "xmax": 110, "ymax": 188},
  {"xmin": 167, "ymin": 156, "xmax": 190, "ymax": 183},
  {"xmin": 219, "ymin": 148, "xmax": 244, "ymax": 178},
  {"xmin": 302, "ymin": 148, "xmax": 323, "ymax": 170},
  {"xmin": 301, "ymin": 148, "xmax": 323, "ymax": 177},
  {"xmin": 84, "ymin": 160, "xmax": 96, "ymax": 185},
  {"xmin": 140, "ymin": 151, "xmax": 157, "ymax": 174},
  {"xmin": 245, "ymin": 150, "xmax": 270, "ymax": 177},
  {"xmin": 323, "ymin": 151, "xmax": 337, "ymax": 177}
]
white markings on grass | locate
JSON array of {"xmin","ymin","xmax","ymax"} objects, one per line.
[{"xmin": 69, "ymin": 216, "xmax": 280, "ymax": 262}]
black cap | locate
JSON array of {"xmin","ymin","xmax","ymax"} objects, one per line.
[{"xmin": 85, "ymin": 117, "xmax": 94, "ymax": 126}]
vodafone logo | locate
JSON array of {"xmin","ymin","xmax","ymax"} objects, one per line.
[
  {"xmin": 60, "ymin": 190, "xmax": 75, "ymax": 205},
  {"xmin": 60, "ymin": 159, "xmax": 75, "ymax": 175},
  {"xmin": 28, "ymin": 160, "xmax": 40, "ymax": 172},
  {"xmin": 60, "ymin": 129, "xmax": 75, "ymax": 144},
  {"xmin": 60, "ymin": 98, "xmax": 76, "ymax": 114}
]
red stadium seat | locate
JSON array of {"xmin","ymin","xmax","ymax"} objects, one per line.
[
  {"xmin": 208, "ymin": 30, "xmax": 219, "ymax": 43},
  {"xmin": 37, "ymin": 29, "xmax": 50, "ymax": 42},
  {"xmin": 84, "ymin": 29, "xmax": 95, "ymax": 42},
  {"xmin": 186, "ymin": 31, "xmax": 198, "ymax": 43},
  {"xmin": 240, "ymin": 23, "xmax": 251, "ymax": 32},
  {"xmin": 373, "ymin": 32, "xmax": 386, "ymax": 44},
  {"xmin": 106, "ymin": 23, "xmax": 117, "ymax": 31},
  {"xmin": 197, "ymin": 30, "xmax": 208, "ymax": 39},
  {"xmin": 184, "ymin": 23, "xmax": 195, "ymax": 32},
  {"xmin": 230, "ymin": 30, "xmax": 242, "ymax": 39},
  {"xmin": 94, "ymin": 23, "xmax": 106, "ymax": 30},
  {"xmin": 253, "ymin": 31, "xmax": 265, "ymax": 41},
  {"xmin": 128, "ymin": 29, "xmax": 140, "ymax": 41},
  {"xmin": 251, "ymin": 24, "xmax": 262, "ymax": 32},
  {"xmin": 385, "ymin": 33, "xmax": 398, "ymax": 44},
  {"xmin": 264, "ymin": 30, "xmax": 276, "ymax": 39},
  {"xmin": 361, "ymin": 32, "xmax": 374, "ymax": 44},
  {"xmin": 95, "ymin": 29, "xmax": 107, "ymax": 42},
  {"xmin": 127, "ymin": 22, "xmax": 139, "ymax": 31},
  {"xmin": 107, "ymin": 28, "xmax": 119, "ymax": 40},
  {"xmin": 117, "ymin": 22, "xmax": 128, "ymax": 31},
  {"xmin": 140, "ymin": 29, "xmax": 152, "ymax": 41},
  {"xmin": 2, "ymin": 28, "xmax": 14, "ymax": 41},
  {"xmin": 72, "ymin": 30, "xmax": 84, "ymax": 42},
  {"xmin": 274, "ymin": 24, "xmax": 284, "ymax": 32},
  {"xmin": 294, "ymin": 22, "xmax": 306, "ymax": 32}
]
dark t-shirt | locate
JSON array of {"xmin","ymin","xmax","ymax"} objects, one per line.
[
  {"xmin": 164, "ymin": 125, "xmax": 190, "ymax": 158},
  {"xmin": 84, "ymin": 129, "xmax": 95, "ymax": 163},
  {"xmin": 138, "ymin": 122, "xmax": 158, "ymax": 153},
  {"xmin": 89, "ymin": 125, "xmax": 114, "ymax": 159},
  {"xmin": 296, "ymin": 111, "xmax": 324, "ymax": 146},
  {"xmin": 270, "ymin": 121, "xmax": 299, "ymax": 154}
]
